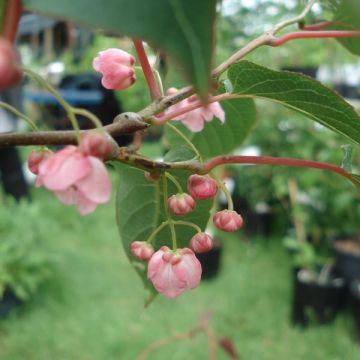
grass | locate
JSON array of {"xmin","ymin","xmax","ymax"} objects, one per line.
[{"xmin": 0, "ymin": 175, "xmax": 359, "ymax": 360}]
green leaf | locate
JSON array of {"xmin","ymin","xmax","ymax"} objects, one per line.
[
  {"xmin": 23, "ymin": 0, "xmax": 217, "ymax": 98},
  {"xmin": 228, "ymin": 61, "xmax": 360, "ymax": 145},
  {"xmin": 324, "ymin": 0, "xmax": 360, "ymax": 55},
  {"xmin": 164, "ymin": 98, "xmax": 256, "ymax": 159},
  {"xmin": 116, "ymin": 165, "xmax": 158, "ymax": 295},
  {"xmin": 115, "ymin": 163, "xmax": 213, "ymax": 298}
]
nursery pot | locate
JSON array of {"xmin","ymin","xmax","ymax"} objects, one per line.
[
  {"xmin": 291, "ymin": 269, "xmax": 346, "ymax": 326},
  {"xmin": 350, "ymin": 279, "xmax": 360, "ymax": 340},
  {"xmin": 0, "ymin": 287, "xmax": 23, "ymax": 319},
  {"xmin": 196, "ymin": 241, "xmax": 223, "ymax": 280},
  {"xmin": 333, "ymin": 235, "xmax": 360, "ymax": 285}
]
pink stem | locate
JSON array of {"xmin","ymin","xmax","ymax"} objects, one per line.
[
  {"xmin": 133, "ymin": 39, "xmax": 162, "ymax": 101},
  {"xmin": 153, "ymin": 93, "xmax": 237, "ymax": 125},
  {"xmin": 270, "ymin": 30, "xmax": 360, "ymax": 47},
  {"xmin": 203, "ymin": 155, "xmax": 353, "ymax": 182},
  {"xmin": 3, "ymin": 0, "xmax": 22, "ymax": 42}
]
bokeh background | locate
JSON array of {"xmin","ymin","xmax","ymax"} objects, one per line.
[{"xmin": 0, "ymin": 1, "xmax": 360, "ymax": 359}]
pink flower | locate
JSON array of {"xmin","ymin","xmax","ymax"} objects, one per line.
[
  {"xmin": 36, "ymin": 143, "xmax": 111, "ymax": 215},
  {"xmin": 188, "ymin": 174, "xmax": 218, "ymax": 199},
  {"xmin": 168, "ymin": 193, "xmax": 196, "ymax": 215},
  {"xmin": 190, "ymin": 232, "xmax": 213, "ymax": 253},
  {"xmin": 213, "ymin": 210, "xmax": 243, "ymax": 232},
  {"xmin": 78, "ymin": 132, "xmax": 112, "ymax": 159},
  {"xmin": 27, "ymin": 149, "xmax": 52, "ymax": 175},
  {"xmin": 131, "ymin": 241, "xmax": 154, "ymax": 261},
  {"xmin": 0, "ymin": 38, "xmax": 22, "ymax": 90},
  {"xmin": 147, "ymin": 246, "xmax": 202, "ymax": 298},
  {"xmin": 93, "ymin": 48, "xmax": 136, "ymax": 90},
  {"xmin": 166, "ymin": 89, "xmax": 225, "ymax": 132}
]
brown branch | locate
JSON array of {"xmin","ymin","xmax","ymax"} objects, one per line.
[{"xmin": 0, "ymin": 113, "xmax": 149, "ymax": 147}]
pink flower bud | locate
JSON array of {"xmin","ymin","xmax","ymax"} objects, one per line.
[
  {"xmin": 213, "ymin": 210, "xmax": 243, "ymax": 232},
  {"xmin": 147, "ymin": 246, "xmax": 202, "ymax": 298},
  {"xmin": 190, "ymin": 232, "xmax": 213, "ymax": 253},
  {"xmin": 0, "ymin": 38, "xmax": 22, "ymax": 90},
  {"xmin": 188, "ymin": 174, "xmax": 218, "ymax": 199},
  {"xmin": 93, "ymin": 48, "xmax": 136, "ymax": 90},
  {"xmin": 167, "ymin": 193, "xmax": 196, "ymax": 215},
  {"xmin": 144, "ymin": 172, "xmax": 161, "ymax": 182},
  {"xmin": 130, "ymin": 241, "xmax": 154, "ymax": 261},
  {"xmin": 27, "ymin": 150, "xmax": 52, "ymax": 175},
  {"xmin": 79, "ymin": 132, "xmax": 112, "ymax": 159}
]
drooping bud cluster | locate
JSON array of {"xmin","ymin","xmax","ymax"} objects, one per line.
[
  {"xmin": 93, "ymin": 48, "xmax": 136, "ymax": 90},
  {"xmin": 28, "ymin": 132, "xmax": 112, "ymax": 215}
]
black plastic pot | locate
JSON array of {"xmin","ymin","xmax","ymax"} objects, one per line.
[
  {"xmin": 196, "ymin": 242, "xmax": 223, "ymax": 280},
  {"xmin": 333, "ymin": 235, "xmax": 360, "ymax": 285},
  {"xmin": 291, "ymin": 269, "xmax": 346, "ymax": 326},
  {"xmin": 350, "ymin": 279, "xmax": 360, "ymax": 340},
  {"xmin": 0, "ymin": 287, "xmax": 23, "ymax": 319}
]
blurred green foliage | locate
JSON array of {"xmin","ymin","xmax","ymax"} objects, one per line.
[{"xmin": 0, "ymin": 199, "xmax": 56, "ymax": 301}]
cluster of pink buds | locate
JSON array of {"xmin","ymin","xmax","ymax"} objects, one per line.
[
  {"xmin": 28, "ymin": 132, "xmax": 112, "ymax": 215},
  {"xmin": 167, "ymin": 174, "xmax": 243, "ymax": 233}
]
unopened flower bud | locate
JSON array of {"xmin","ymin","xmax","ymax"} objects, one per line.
[
  {"xmin": 130, "ymin": 241, "xmax": 154, "ymax": 261},
  {"xmin": 27, "ymin": 149, "xmax": 52, "ymax": 175},
  {"xmin": 168, "ymin": 193, "xmax": 196, "ymax": 215},
  {"xmin": 93, "ymin": 48, "xmax": 136, "ymax": 90},
  {"xmin": 213, "ymin": 209, "xmax": 243, "ymax": 232},
  {"xmin": 188, "ymin": 174, "xmax": 218, "ymax": 199},
  {"xmin": 79, "ymin": 132, "xmax": 112, "ymax": 159},
  {"xmin": 190, "ymin": 232, "xmax": 213, "ymax": 253}
]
